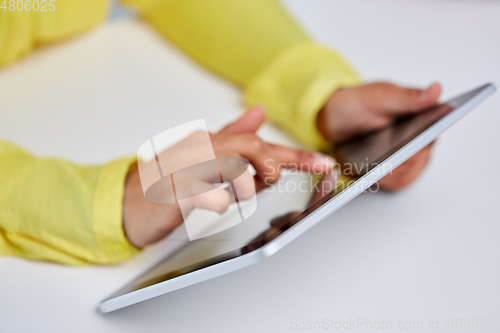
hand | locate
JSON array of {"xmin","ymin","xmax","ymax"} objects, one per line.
[
  {"xmin": 124, "ymin": 106, "xmax": 335, "ymax": 248},
  {"xmin": 317, "ymin": 81, "xmax": 442, "ymax": 191}
]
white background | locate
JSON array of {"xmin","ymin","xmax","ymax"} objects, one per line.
[{"xmin": 0, "ymin": 0, "xmax": 499, "ymax": 332}]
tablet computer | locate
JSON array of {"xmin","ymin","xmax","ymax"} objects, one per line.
[{"xmin": 99, "ymin": 83, "xmax": 495, "ymax": 313}]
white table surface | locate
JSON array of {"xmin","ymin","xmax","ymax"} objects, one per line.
[{"xmin": 1, "ymin": 0, "xmax": 499, "ymax": 332}]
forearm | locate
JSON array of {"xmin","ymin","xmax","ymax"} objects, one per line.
[{"xmin": 0, "ymin": 141, "xmax": 138, "ymax": 265}]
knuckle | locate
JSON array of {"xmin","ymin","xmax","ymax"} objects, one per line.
[
  {"xmin": 372, "ymin": 82, "xmax": 397, "ymax": 98},
  {"xmin": 408, "ymin": 88, "xmax": 422, "ymax": 103},
  {"xmin": 373, "ymin": 81, "xmax": 394, "ymax": 90},
  {"xmin": 294, "ymin": 149, "xmax": 306, "ymax": 161},
  {"xmin": 247, "ymin": 135, "xmax": 265, "ymax": 152},
  {"xmin": 297, "ymin": 150, "xmax": 314, "ymax": 163}
]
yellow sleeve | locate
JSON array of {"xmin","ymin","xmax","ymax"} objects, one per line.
[
  {"xmin": 0, "ymin": 1, "xmax": 140, "ymax": 265},
  {"xmin": 122, "ymin": 0, "xmax": 362, "ymax": 150},
  {"xmin": 0, "ymin": 141, "xmax": 139, "ymax": 265},
  {"xmin": 0, "ymin": 0, "xmax": 108, "ymax": 66}
]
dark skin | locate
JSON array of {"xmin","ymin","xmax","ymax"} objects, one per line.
[{"xmin": 317, "ymin": 81, "xmax": 441, "ymax": 191}]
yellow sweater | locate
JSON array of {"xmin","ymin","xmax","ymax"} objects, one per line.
[{"xmin": 0, "ymin": 0, "xmax": 360, "ymax": 265}]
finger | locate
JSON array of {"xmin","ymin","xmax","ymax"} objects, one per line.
[
  {"xmin": 267, "ymin": 143, "xmax": 336, "ymax": 173},
  {"xmin": 212, "ymin": 133, "xmax": 335, "ymax": 187},
  {"xmin": 378, "ymin": 143, "xmax": 434, "ymax": 191},
  {"xmin": 181, "ymin": 181, "xmax": 231, "ymax": 214},
  {"xmin": 230, "ymin": 168, "xmax": 257, "ymax": 201},
  {"xmin": 230, "ymin": 136, "xmax": 335, "ymax": 185},
  {"xmin": 367, "ymin": 82, "xmax": 442, "ymax": 115},
  {"xmin": 218, "ymin": 105, "xmax": 266, "ymax": 135},
  {"xmin": 215, "ymin": 155, "xmax": 256, "ymax": 201},
  {"xmin": 228, "ymin": 135, "xmax": 334, "ymax": 173},
  {"xmin": 308, "ymin": 169, "xmax": 341, "ymax": 205}
]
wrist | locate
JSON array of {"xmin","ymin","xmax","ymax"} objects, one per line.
[{"xmin": 122, "ymin": 170, "xmax": 144, "ymax": 249}]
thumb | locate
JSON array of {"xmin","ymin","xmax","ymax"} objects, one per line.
[
  {"xmin": 218, "ymin": 105, "xmax": 266, "ymax": 135},
  {"xmin": 369, "ymin": 82, "xmax": 442, "ymax": 115}
]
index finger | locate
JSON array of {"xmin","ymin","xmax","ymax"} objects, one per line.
[{"xmin": 267, "ymin": 143, "xmax": 336, "ymax": 174}]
